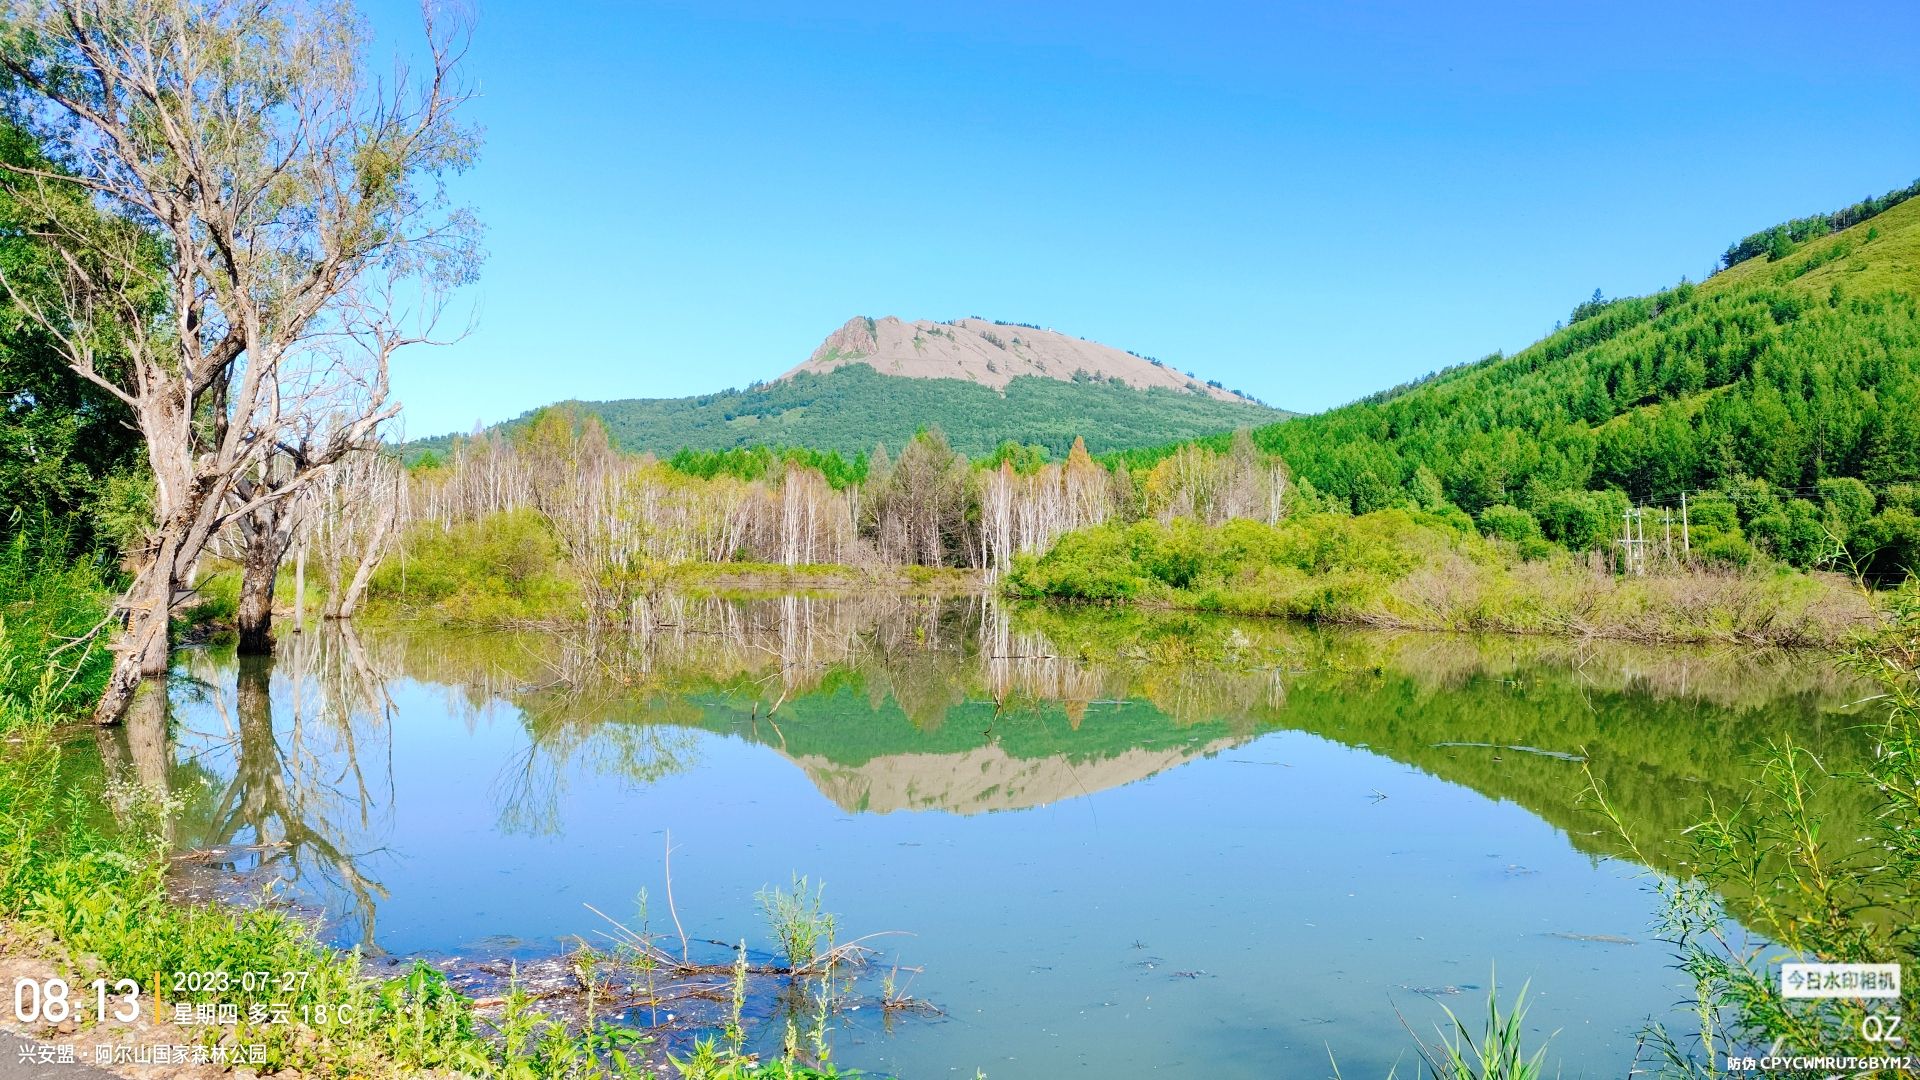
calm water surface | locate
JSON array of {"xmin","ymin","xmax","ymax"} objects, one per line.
[{"xmin": 101, "ymin": 595, "xmax": 1874, "ymax": 1078}]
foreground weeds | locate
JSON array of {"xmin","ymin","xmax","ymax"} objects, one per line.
[{"xmin": 1328, "ymin": 978, "xmax": 1554, "ymax": 1080}]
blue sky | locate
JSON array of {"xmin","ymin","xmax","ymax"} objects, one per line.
[{"xmin": 372, "ymin": 0, "xmax": 1920, "ymax": 438}]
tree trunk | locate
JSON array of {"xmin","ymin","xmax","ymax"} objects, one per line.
[
  {"xmin": 93, "ymin": 548, "xmax": 177, "ymax": 724},
  {"xmin": 330, "ymin": 495, "xmax": 395, "ymax": 620},
  {"xmin": 292, "ymin": 544, "xmax": 306, "ymax": 634},
  {"xmin": 236, "ymin": 501, "xmax": 299, "ymax": 656},
  {"xmin": 236, "ymin": 535, "xmax": 278, "ymax": 655}
]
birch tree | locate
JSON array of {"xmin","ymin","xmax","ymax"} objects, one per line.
[{"xmin": 0, "ymin": 0, "xmax": 479, "ymax": 720}]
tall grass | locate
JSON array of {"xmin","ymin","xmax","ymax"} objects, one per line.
[
  {"xmin": 1406, "ymin": 980, "xmax": 1554, "ymax": 1080},
  {"xmin": 0, "ymin": 515, "xmax": 116, "ymax": 731}
]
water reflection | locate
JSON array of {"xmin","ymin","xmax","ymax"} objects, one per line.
[
  {"xmin": 95, "ymin": 594, "xmax": 1881, "ymax": 1076},
  {"xmin": 137, "ymin": 596, "xmax": 1876, "ymax": 929},
  {"xmin": 154, "ymin": 626, "xmax": 396, "ymax": 943}
]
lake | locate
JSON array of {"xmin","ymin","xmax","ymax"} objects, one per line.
[{"xmin": 91, "ymin": 594, "xmax": 1874, "ymax": 1078}]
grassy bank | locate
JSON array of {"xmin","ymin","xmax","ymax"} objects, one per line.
[{"xmin": 1004, "ymin": 510, "xmax": 1876, "ymax": 648}]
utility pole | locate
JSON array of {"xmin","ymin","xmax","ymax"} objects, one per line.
[
  {"xmin": 1637, "ymin": 507, "xmax": 1647, "ymax": 574},
  {"xmin": 1681, "ymin": 491, "xmax": 1690, "ymax": 561},
  {"xmin": 1618, "ymin": 506, "xmax": 1650, "ymax": 576}
]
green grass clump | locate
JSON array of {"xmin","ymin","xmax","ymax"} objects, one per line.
[
  {"xmin": 368, "ymin": 508, "xmax": 581, "ymax": 625},
  {"xmin": 757, "ymin": 875, "xmax": 835, "ymax": 973},
  {"xmin": 1329, "ymin": 978, "xmax": 1553, "ymax": 1080}
]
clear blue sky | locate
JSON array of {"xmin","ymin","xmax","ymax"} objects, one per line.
[{"xmin": 371, "ymin": 0, "xmax": 1920, "ymax": 438}]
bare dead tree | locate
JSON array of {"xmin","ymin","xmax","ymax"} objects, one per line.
[
  {"xmin": 315, "ymin": 450, "xmax": 403, "ymax": 620},
  {"xmin": 1140, "ymin": 431, "xmax": 1288, "ymax": 526},
  {"xmin": 0, "ymin": 0, "xmax": 480, "ymax": 721},
  {"xmin": 977, "ymin": 437, "xmax": 1115, "ymax": 576},
  {"xmin": 231, "ymin": 302, "xmax": 437, "ymax": 651}
]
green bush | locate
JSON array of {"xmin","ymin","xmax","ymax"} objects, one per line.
[
  {"xmin": 1862, "ymin": 507, "xmax": 1920, "ymax": 580},
  {"xmin": 1690, "ymin": 526, "xmax": 1756, "ymax": 567},
  {"xmin": 369, "ymin": 509, "xmax": 580, "ymax": 624},
  {"xmin": 1006, "ymin": 510, "xmax": 1453, "ymax": 611},
  {"xmin": 1685, "ymin": 496, "xmax": 1739, "ymax": 531},
  {"xmin": 1817, "ymin": 476, "xmax": 1875, "ymax": 535},
  {"xmin": 1477, "ymin": 504, "xmax": 1541, "ymax": 544},
  {"xmin": 1536, "ymin": 490, "xmax": 1628, "ymax": 551},
  {"xmin": 1747, "ymin": 498, "xmax": 1829, "ymax": 566}
]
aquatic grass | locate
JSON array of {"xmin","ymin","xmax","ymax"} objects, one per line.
[
  {"xmin": 758, "ymin": 874, "xmax": 835, "ymax": 974},
  {"xmin": 1327, "ymin": 978, "xmax": 1554, "ymax": 1080},
  {"xmin": 1405, "ymin": 978, "xmax": 1554, "ymax": 1080}
]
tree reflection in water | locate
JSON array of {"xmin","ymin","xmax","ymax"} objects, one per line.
[{"xmin": 164, "ymin": 624, "xmax": 395, "ymax": 945}]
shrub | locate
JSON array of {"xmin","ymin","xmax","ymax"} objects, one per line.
[
  {"xmin": 1817, "ymin": 476, "xmax": 1874, "ymax": 534},
  {"xmin": 1690, "ymin": 526, "xmax": 1755, "ymax": 568},
  {"xmin": 1685, "ymin": 496, "xmax": 1739, "ymax": 531},
  {"xmin": 369, "ymin": 509, "xmax": 579, "ymax": 624},
  {"xmin": 1746, "ymin": 499, "xmax": 1829, "ymax": 567},
  {"xmin": 1476, "ymin": 504, "xmax": 1541, "ymax": 545},
  {"xmin": 1536, "ymin": 489, "xmax": 1628, "ymax": 551}
]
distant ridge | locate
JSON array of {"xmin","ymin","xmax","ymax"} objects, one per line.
[{"xmin": 412, "ymin": 316, "xmax": 1284, "ymax": 459}]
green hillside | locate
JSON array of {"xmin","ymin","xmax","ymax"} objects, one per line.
[
  {"xmin": 416, "ymin": 362, "xmax": 1285, "ymax": 460},
  {"xmin": 1115, "ymin": 181, "xmax": 1920, "ymax": 577}
]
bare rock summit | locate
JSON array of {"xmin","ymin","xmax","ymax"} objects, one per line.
[{"xmin": 781, "ymin": 316, "xmax": 1249, "ymax": 403}]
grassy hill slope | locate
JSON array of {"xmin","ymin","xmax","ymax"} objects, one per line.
[
  {"xmin": 1113, "ymin": 180, "xmax": 1920, "ymax": 575},
  {"xmin": 418, "ymin": 362, "xmax": 1284, "ymax": 460}
]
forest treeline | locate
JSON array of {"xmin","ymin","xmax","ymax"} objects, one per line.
[
  {"xmin": 408, "ymin": 361, "xmax": 1282, "ymax": 461},
  {"xmin": 1720, "ymin": 176, "xmax": 1920, "ymax": 268},
  {"xmin": 380, "ymin": 409, "xmax": 1288, "ymax": 621},
  {"xmin": 351, "ymin": 186, "xmax": 1920, "ymax": 636}
]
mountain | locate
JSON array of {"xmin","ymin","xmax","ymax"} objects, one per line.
[
  {"xmin": 787, "ymin": 315, "xmax": 1252, "ymax": 402},
  {"xmin": 416, "ymin": 317, "xmax": 1284, "ymax": 460},
  {"xmin": 1120, "ymin": 178, "xmax": 1920, "ymax": 576}
]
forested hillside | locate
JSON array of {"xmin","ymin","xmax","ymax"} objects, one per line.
[
  {"xmin": 414, "ymin": 361, "xmax": 1283, "ymax": 460},
  {"xmin": 1113, "ymin": 184, "xmax": 1920, "ymax": 578}
]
